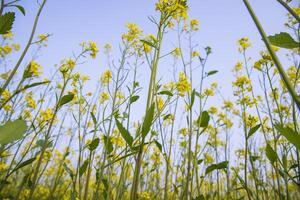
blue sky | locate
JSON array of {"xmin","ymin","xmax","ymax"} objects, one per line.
[{"xmin": 12, "ymin": 0, "xmax": 296, "ymax": 93}]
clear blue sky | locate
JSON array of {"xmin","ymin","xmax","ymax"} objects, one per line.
[{"xmin": 12, "ymin": 0, "xmax": 296, "ymax": 93}]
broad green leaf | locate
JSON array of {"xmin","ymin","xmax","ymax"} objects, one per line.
[
  {"xmin": 0, "ymin": 119, "xmax": 27, "ymax": 145},
  {"xmin": 79, "ymin": 160, "xmax": 89, "ymax": 177},
  {"xmin": 158, "ymin": 90, "xmax": 173, "ymax": 96},
  {"xmin": 130, "ymin": 95, "xmax": 139, "ymax": 104},
  {"xmin": 102, "ymin": 135, "xmax": 113, "ymax": 154},
  {"xmin": 247, "ymin": 124, "xmax": 261, "ymax": 139},
  {"xmin": 205, "ymin": 161, "xmax": 228, "ymax": 175},
  {"xmin": 197, "ymin": 111, "xmax": 210, "ymax": 128},
  {"xmin": 265, "ymin": 144, "xmax": 278, "ymax": 164},
  {"xmin": 0, "ymin": 12, "xmax": 15, "ymax": 34},
  {"xmin": 275, "ymin": 124, "xmax": 300, "ymax": 150},
  {"xmin": 88, "ymin": 138, "xmax": 100, "ymax": 151},
  {"xmin": 115, "ymin": 118, "xmax": 133, "ymax": 147},
  {"xmin": 142, "ymin": 103, "xmax": 155, "ymax": 137},
  {"xmin": 12, "ymin": 157, "xmax": 36, "ymax": 173},
  {"xmin": 268, "ymin": 32, "xmax": 299, "ymax": 49},
  {"xmin": 58, "ymin": 93, "xmax": 74, "ymax": 108},
  {"xmin": 207, "ymin": 70, "xmax": 218, "ymax": 76}
]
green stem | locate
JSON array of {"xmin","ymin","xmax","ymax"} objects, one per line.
[{"xmin": 243, "ymin": 0, "xmax": 300, "ymax": 111}]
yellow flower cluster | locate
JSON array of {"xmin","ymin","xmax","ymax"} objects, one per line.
[
  {"xmin": 89, "ymin": 41, "xmax": 99, "ymax": 58},
  {"xmin": 24, "ymin": 60, "xmax": 43, "ymax": 78},
  {"xmin": 238, "ymin": 37, "xmax": 251, "ymax": 52},
  {"xmin": 155, "ymin": 0, "xmax": 188, "ymax": 20},
  {"xmin": 122, "ymin": 23, "xmax": 142, "ymax": 43},
  {"xmin": 99, "ymin": 92, "xmax": 110, "ymax": 104},
  {"xmin": 39, "ymin": 108, "xmax": 54, "ymax": 122},
  {"xmin": 232, "ymin": 75, "xmax": 252, "ymax": 91},
  {"xmin": 25, "ymin": 92, "xmax": 36, "ymax": 109},
  {"xmin": 100, "ymin": 70, "xmax": 113, "ymax": 85},
  {"xmin": 190, "ymin": 19, "xmax": 199, "ymax": 31},
  {"xmin": 176, "ymin": 71, "xmax": 191, "ymax": 96},
  {"xmin": 1, "ymin": 89, "xmax": 11, "ymax": 101}
]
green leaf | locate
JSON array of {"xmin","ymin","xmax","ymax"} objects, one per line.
[
  {"xmin": 0, "ymin": 119, "xmax": 27, "ymax": 145},
  {"xmin": 197, "ymin": 159, "xmax": 204, "ymax": 165},
  {"xmin": 275, "ymin": 124, "xmax": 300, "ymax": 150},
  {"xmin": 88, "ymin": 138, "xmax": 100, "ymax": 151},
  {"xmin": 268, "ymin": 32, "xmax": 299, "ymax": 49},
  {"xmin": 205, "ymin": 161, "xmax": 228, "ymax": 175},
  {"xmin": 103, "ymin": 135, "xmax": 113, "ymax": 154},
  {"xmin": 23, "ymin": 81, "xmax": 50, "ymax": 90},
  {"xmin": 157, "ymin": 90, "xmax": 173, "ymax": 96},
  {"xmin": 154, "ymin": 140, "xmax": 162, "ymax": 153},
  {"xmin": 63, "ymin": 163, "xmax": 74, "ymax": 179},
  {"xmin": 130, "ymin": 95, "xmax": 139, "ymax": 104},
  {"xmin": 207, "ymin": 70, "xmax": 218, "ymax": 76},
  {"xmin": 140, "ymin": 39, "xmax": 158, "ymax": 50},
  {"xmin": 35, "ymin": 139, "xmax": 53, "ymax": 149},
  {"xmin": 12, "ymin": 157, "xmax": 36, "ymax": 173},
  {"xmin": 0, "ymin": 12, "xmax": 15, "ymax": 34},
  {"xmin": 190, "ymin": 89, "xmax": 196, "ymax": 107},
  {"xmin": 58, "ymin": 93, "xmax": 74, "ymax": 108},
  {"xmin": 265, "ymin": 144, "xmax": 278, "ymax": 164},
  {"xmin": 193, "ymin": 195, "xmax": 205, "ymax": 200},
  {"xmin": 197, "ymin": 111, "xmax": 210, "ymax": 128},
  {"xmin": 13, "ymin": 5, "xmax": 26, "ymax": 15},
  {"xmin": 247, "ymin": 124, "xmax": 261, "ymax": 139},
  {"xmin": 142, "ymin": 103, "xmax": 155, "ymax": 137},
  {"xmin": 90, "ymin": 112, "xmax": 97, "ymax": 126},
  {"xmin": 79, "ymin": 160, "xmax": 89, "ymax": 177},
  {"xmin": 115, "ymin": 118, "xmax": 133, "ymax": 147}
]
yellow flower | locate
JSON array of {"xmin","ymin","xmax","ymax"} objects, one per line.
[
  {"xmin": 232, "ymin": 75, "xmax": 251, "ymax": 88},
  {"xmin": 99, "ymin": 92, "xmax": 110, "ymax": 104},
  {"xmin": 89, "ymin": 41, "xmax": 99, "ymax": 58},
  {"xmin": 190, "ymin": 19, "xmax": 199, "ymax": 31},
  {"xmin": 1, "ymin": 45, "xmax": 12, "ymax": 54},
  {"xmin": 208, "ymin": 106, "xmax": 218, "ymax": 114},
  {"xmin": 122, "ymin": 23, "xmax": 142, "ymax": 43},
  {"xmin": 176, "ymin": 71, "xmax": 191, "ymax": 96},
  {"xmin": 155, "ymin": 0, "xmax": 188, "ymax": 20},
  {"xmin": 104, "ymin": 43, "xmax": 113, "ymax": 53},
  {"xmin": 192, "ymin": 51, "xmax": 200, "ymax": 57},
  {"xmin": 2, "ymin": 31, "xmax": 13, "ymax": 39},
  {"xmin": 172, "ymin": 47, "xmax": 181, "ymax": 57},
  {"xmin": 156, "ymin": 96, "xmax": 165, "ymax": 111},
  {"xmin": 40, "ymin": 108, "xmax": 54, "ymax": 122},
  {"xmin": 179, "ymin": 128, "xmax": 188, "ymax": 136},
  {"xmin": 137, "ymin": 191, "xmax": 151, "ymax": 200},
  {"xmin": 238, "ymin": 37, "xmax": 251, "ymax": 52},
  {"xmin": 25, "ymin": 92, "xmax": 36, "ymax": 109},
  {"xmin": 234, "ymin": 61, "xmax": 243, "ymax": 72},
  {"xmin": 222, "ymin": 100, "xmax": 233, "ymax": 110},
  {"xmin": 100, "ymin": 70, "xmax": 113, "ymax": 85},
  {"xmin": 24, "ymin": 60, "xmax": 43, "ymax": 78},
  {"xmin": 1, "ymin": 89, "xmax": 11, "ymax": 101},
  {"xmin": 204, "ymin": 152, "xmax": 214, "ymax": 164}
]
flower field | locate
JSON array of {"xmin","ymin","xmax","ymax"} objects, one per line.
[{"xmin": 0, "ymin": 0, "xmax": 300, "ymax": 199}]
